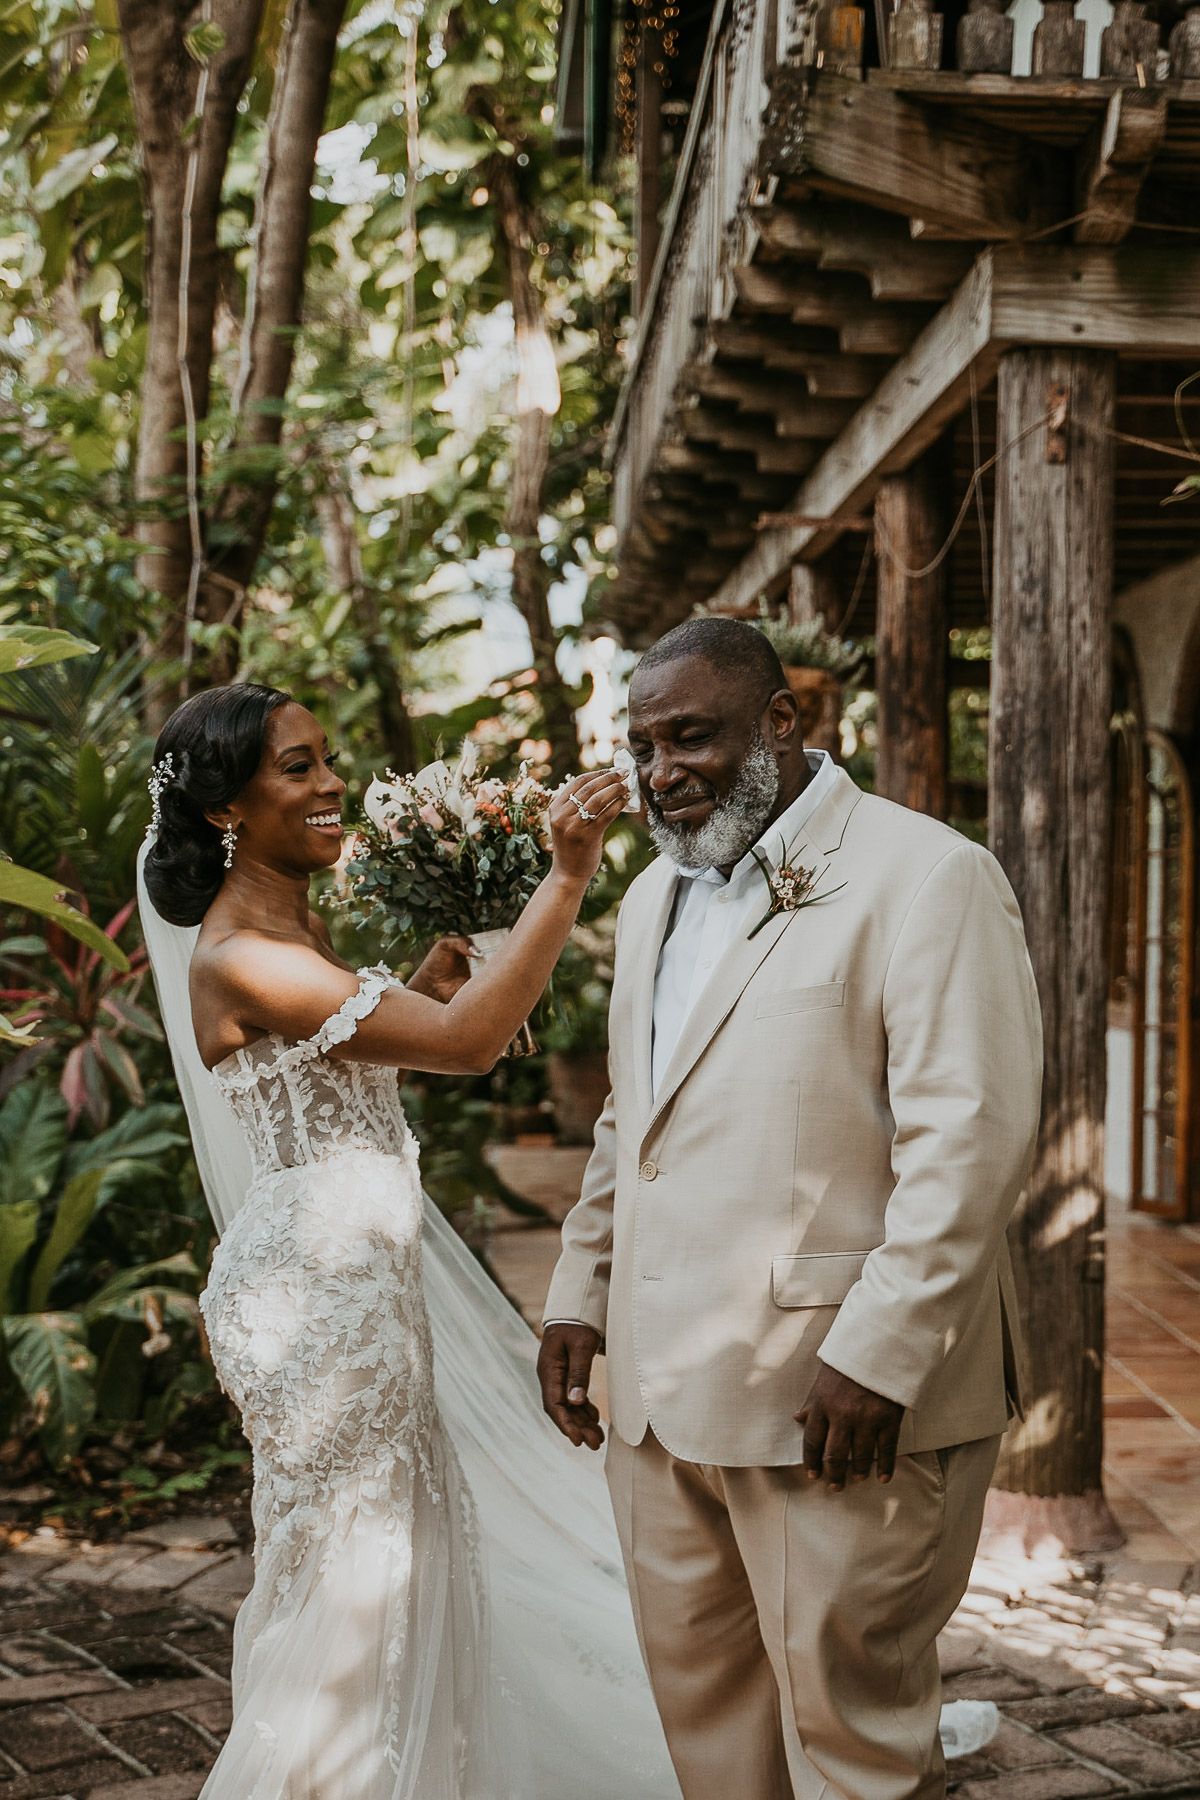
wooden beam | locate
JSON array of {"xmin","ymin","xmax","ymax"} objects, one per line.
[
  {"xmin": 683, "ymin": 407, "xmax": 820, "ymax": 473},
  {"xmin": 768, "ymin": 73, "xmax": 1066, "ymax": 240},
  {"xmin": 753, "ymin": 202, "xmax": 975, "ymax": 301},
  {"xmin": 710, "ymin": 254, "xmax": 995, "ymax": 605},
  {"xmin": 874, "ymin": 455, "xmax": 949, "ymax": 819},
  {"xmin": 1074, "ymin": 89, "xmax": 1168, "ymax": 245},
  {"xmin": 988, "ymin": 344, "xmax": 1123, "ymax": 1549},
  {"xmin": 707, "ymin": 245, "xmax": 1200, "ymax": 614},
  {"xmin": 701, "ymin": 345, "xmax": 882, "ymax": 398},
  {"xmin": 989, "ymin": 246, "xmax": 1200, "ymax": 353}
]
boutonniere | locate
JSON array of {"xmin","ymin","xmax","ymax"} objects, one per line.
[{"xmin": 747, "ymin": 836, "xmax": 846, "ymax": 940}]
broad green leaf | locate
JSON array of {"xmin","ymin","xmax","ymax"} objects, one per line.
[
  {"xmin": 0, "ymin": 625, "xmax": 98, "ymax": 675},
  {"xmin": 30, "ymin": 135, "xmax": 118, "ymax": 213},
  {"xmin": 80, "ymin": 1251, "xmax": 199, "ymax": 1325},
  {"xmin": 76, "ymin": 743, "xmax": 108, "ymax": 836},
  {"xmin": 0, "ymin": 864, "xmax": 129, "ymax": 972},
  {"xmin": 0, "ymin": 1085, "xmax": 67, "ymax": 1211},
  {"xmin": 0, "ymin": 1201, "xmax": 39, "ymax": 1315},
  {"xmin": 3, "ymin": 1312, "xmax": 96, "ymax": 1469},
  {"xmin": 25, "ymin": 1169, "xmax": 104, "ymax": 1314}
]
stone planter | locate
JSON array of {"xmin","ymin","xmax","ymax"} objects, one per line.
[
  {"xmin": 547, "ymin": 1050, "xmax": 610, "ymax": 1145},
  {"xmin": 784, "ymin": 665, "xmax": 842, "ymax": 758}
]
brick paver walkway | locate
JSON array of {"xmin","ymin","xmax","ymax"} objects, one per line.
[{"xmin": 1, "ymin": 1166, "xmax": 1197, "ymax": 1798}]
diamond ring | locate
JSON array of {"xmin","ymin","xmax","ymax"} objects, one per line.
[{"xmin": 570, "ymin": 793, "xmax": 596, "ymax": 823}]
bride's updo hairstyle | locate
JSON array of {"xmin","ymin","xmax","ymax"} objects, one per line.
[{"xmin": 143, "ymin": 683, "xmax": 290, "ymax": 928}]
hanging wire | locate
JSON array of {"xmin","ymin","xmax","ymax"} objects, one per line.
[
  {"xmin": 969, "ymin": 360, "xmax": 990, "ymax": 608},
  {"xmin": 399, "ymin": 4, "xmax": 421, "ymax": 558},
  {"xmin": 833, "ymin": 529, "xmax": 874, "ymax": 638}
]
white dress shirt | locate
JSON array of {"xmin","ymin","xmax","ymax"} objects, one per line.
[
  {"xmin": 545, "ymin": 750, "xmax": 838, "ymax": 1338},
  {"xmin": 651, "ymin": 751, "xmax": 838, "ymax": 1098}
]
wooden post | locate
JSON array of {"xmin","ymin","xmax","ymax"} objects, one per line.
[
  {"xmin": 957, "ymin": 0, "xmax": 1014, "ymax": 70},
  {"xmin": 987, "ymin": 347, "xmax": 1123, "ymax": 1554},
  {"xmin": 1032, "ymin": 0, "xmax": 1086, "ymax": 74},
  {"xmin": 889, "ymin": 0, "xmax": 944, "ymax": 68},
  {"xmin": 1170, "ymin": 0, "xmax": 1200, "ymax": 74},
  {"xmin": 873, "ymin": 456, "xmax": 948, "ymax": 820},
  {"xmin": 633, "ymin": 26, "xmax": 663, "ymax": 317},
  {"xmin": 788, "ymin": 557, "xmax": 841, "ymax": 629}
]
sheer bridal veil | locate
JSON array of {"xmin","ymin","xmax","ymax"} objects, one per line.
[{"xmin": 135, "ymin": 839, "xmax": 682, "ymax": 1798}]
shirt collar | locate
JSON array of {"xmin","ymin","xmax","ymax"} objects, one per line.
[{"xmin": 677, "ymin": 751, "xmax": 838, "ymax": 891}]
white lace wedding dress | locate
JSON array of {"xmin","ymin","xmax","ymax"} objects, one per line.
[{"xmin": 190, "ymin": 965, "xmax": 681, "ymax": 1800}]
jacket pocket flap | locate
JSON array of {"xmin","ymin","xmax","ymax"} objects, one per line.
[
  {"xmin": 756, "ymin": 981, "xmax": 845, "ymax": 1019},
  {"xmin": 772, "ymin": 1250, "xmax": 870, "ymax": 1308}
]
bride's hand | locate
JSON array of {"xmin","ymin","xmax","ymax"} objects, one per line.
[
  {"xmin": 406, "ymin": 935, "xmax": 475, "ymax": 1005},
  {"xmin": 549, "ymin": 771, "xmax": 629, "ymax": 884}
]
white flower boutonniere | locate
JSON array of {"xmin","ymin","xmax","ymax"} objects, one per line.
[{"xmin": 747, "ymin": 837, "xmax": 845, "ymax": 940}]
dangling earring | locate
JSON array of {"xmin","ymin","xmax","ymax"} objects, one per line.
[{"xmin": 222, "ymin": 822, "xmax": 238, "ymax": 870}]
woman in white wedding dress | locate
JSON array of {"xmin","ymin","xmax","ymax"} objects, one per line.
[{"xmin": 138, "ymin": 682, "xmax": 680, "ymax": 1800}]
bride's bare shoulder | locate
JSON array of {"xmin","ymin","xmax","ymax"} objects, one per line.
[{"xmin": 193, "ymin": 924, "xmax": 342, "ymax": 996}]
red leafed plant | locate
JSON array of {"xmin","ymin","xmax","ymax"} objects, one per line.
[{"xmin": 0, "ymin": 863, "xmax": 160, "ymax": 1129}]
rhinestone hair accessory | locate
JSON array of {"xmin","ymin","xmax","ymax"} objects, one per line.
[{"xmin": 148, "ymin": 753, "xmax": 175, "ymax": 833}]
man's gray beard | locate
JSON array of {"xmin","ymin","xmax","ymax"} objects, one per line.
[{"xmin": 647, "ymin": 732, "xmax": 781, "ymax": 870}]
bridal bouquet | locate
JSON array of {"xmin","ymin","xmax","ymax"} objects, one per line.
[{"xmin": 347, "ymin": 744, "xmax": 558, "ymax": 1052}]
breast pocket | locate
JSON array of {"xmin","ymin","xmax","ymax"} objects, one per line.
[{"xmin": 756, "ymin": 981, "xmax": 845, "ymax": 1019}]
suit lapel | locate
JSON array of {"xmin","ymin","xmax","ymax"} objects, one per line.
[{"xmin": 644, "ymin": 769, "xmax": 864, "ymax": 1136}]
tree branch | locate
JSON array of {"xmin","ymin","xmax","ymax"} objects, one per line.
[
  {"xmin": 211, "ymin": 0, "xmax": 349, "ymax": 618},
  {"xmin": 116, "ymin": 0, "xmax": 265, "ymax": 658}
]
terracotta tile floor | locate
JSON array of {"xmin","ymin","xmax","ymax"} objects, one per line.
[{"xmin": 1104, "ymin": 1204, "xmax": 1200, "ymax": 1565}]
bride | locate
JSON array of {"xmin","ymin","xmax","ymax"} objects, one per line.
[{"xmin": 137, "ymin": 681, "xmax": 681, "ymax": 1800}]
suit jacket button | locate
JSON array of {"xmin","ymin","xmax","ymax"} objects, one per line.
[{"xmin": 640, "ymin": 1160, "xmax": 658, "ymax": 1181}]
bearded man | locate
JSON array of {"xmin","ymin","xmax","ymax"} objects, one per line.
[{"xmin": 537, "ymin": 616, "xmax": 1043, "ymax": 1800}]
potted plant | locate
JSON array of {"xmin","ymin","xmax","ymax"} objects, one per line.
[
  {"xmin": 538, "ymin": 926, "xmax": 615, "ymax": 1145},
  {"xmin": 753, "ymin": 613, "xmax": 865, "ymax": 758}
]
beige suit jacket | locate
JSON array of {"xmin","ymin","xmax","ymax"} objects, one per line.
[{"xmin": 543, "ymin": 771, "xmax": 1043, "ymax": 1464}]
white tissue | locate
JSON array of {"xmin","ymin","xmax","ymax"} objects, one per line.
[
  {"xmin": 939, "ymin": 1699, "xmax": 1000, "ymax": 1759},
  {"xmin": 613, "ymin": 745, "xmax": 641, "ymax": 813}
]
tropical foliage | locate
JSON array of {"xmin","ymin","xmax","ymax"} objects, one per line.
[{"xmin": 0, "ymin": 0, "xmax": 638, "ymax": 1492}]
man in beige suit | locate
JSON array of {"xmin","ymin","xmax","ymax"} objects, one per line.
[{"xmin": 537, "ymin": 617, "xmax": 1042, "ymax": 1800}]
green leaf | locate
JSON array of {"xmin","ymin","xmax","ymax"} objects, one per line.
[
  {"xmin": 184, "ymin": 20, "xmax": 227, "ymax": 62},
  {"xmin": 0, "ymin": 1201, "xmax": 39, "ymax": 1315},
  {"xmin": 0, "ymin": 625, "xmax": 98, "ymax": 675},
  {"xmin": 0, "ymin": 864, "xmax": 129, "ymax": 972},
  {"xmin": 0, "ymin": 1085, "xmax": 67, "ymax": 1211},
  {"xmin": 29, "ymin": 136, "xmax": 119, "ymax": 214},
  {"xmin": 25, "ymin": 1169, "xmax": 104, "ymax": 1314},
  {"xmin": 75, "ymin": 743, "xmax": 108, "ymax": 836},
  {"xmin": 3, "ymin": 1312, "xmax": 96, "ymax": 1469},
  {"xmin": 80, "ymin": 1251, "xmax": 199, "ymax": 1325}
]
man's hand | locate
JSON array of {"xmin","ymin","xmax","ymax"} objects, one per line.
[
  {"xmin": 407, "ymin": 935, "xmax": 475, "ymax": 1004},
  {"xmin": 796, "ymin": 1363, "xmax": 904, "ymax": 1491},
  {"xmin": 537, "ymin": 1323, "xmax": 604, "ymax": 1451}
]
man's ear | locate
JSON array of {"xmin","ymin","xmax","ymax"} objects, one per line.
[{"xmin": 766, "ymin": 687, "xmax": 801, "ymax": 749}]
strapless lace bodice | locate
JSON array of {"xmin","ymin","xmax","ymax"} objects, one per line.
[{"xmin": 211, "ymin": 966, "xmax": 415, "ymax": 1179}]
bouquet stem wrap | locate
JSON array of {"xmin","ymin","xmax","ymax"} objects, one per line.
[{"xmin": 468, "ymin": 928, "xmax": 538, "ymax": 1058}]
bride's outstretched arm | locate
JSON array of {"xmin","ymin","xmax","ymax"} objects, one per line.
[{"xmin": 205, "ymin": 769, "xmax": 628, "ymax": 1075}]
